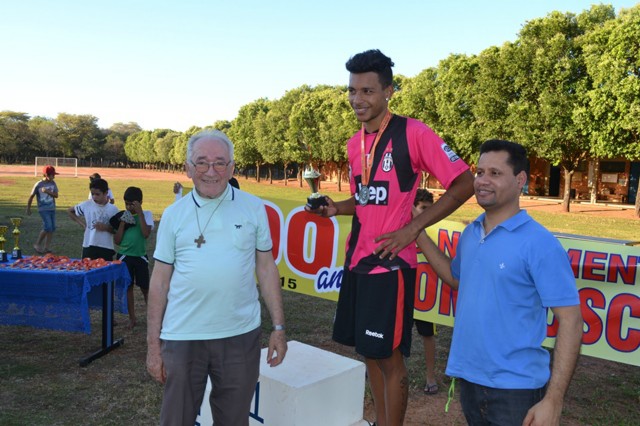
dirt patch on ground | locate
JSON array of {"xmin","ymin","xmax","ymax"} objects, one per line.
[
  {"xmin": 518, "ymin": 197, "xmax": 637, "ymax": 220},
  {"xmin": 0, "ymin": 164, "xmax": 191, "ymax": 183},
  {"xmin": 3, "ymin": 164, "xmax": 637, "ymax": 219}
]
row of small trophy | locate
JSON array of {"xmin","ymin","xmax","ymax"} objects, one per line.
[{"xmin": 0, "ymin": 218, "xmax": 22, "ymax": 262}]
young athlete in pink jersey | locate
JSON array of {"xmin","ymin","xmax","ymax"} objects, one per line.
[{"xmin": 307, "ymin": 49, "xmax": 474, "ymax": 426}]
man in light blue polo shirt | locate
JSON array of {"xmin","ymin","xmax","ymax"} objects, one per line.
[
  {"xmin": 416, "ymin": 139, "xmax": 583, "ymax": 425},
  {"xmin": 146, "ymin": 129, "xmax": 287, "ymax": 426}
]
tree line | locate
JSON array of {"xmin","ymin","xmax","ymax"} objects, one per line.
[{"xmin": 1, "ymin": 4, "xmax": 638, "ymax": 212}]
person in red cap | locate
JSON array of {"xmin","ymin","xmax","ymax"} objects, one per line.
[{"xmin": 26, "ymin": 165, "xmax": 60, "ymax": 254}]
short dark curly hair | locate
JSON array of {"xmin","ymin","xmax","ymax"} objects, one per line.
[
  {"xmin": 346, "ymin": 49, "xmax": 394, "ymax": 88},
  {"xmin": 124, "ymin": 186, "xmax": 143, "ymax": 203},
  {"xmin": 414, "ymin": 188, "xmax": 434, "ymax": 206},
  {"xmin": 89, "ymin": 178, "xmax": 108, "ymax": 193},
  {"xmin": 479, "ymin": 139, "xmax": 528, "ymax": 175}
]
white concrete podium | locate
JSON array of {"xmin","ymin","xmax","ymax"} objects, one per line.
[{"xmin": 195, "ymin": 340, "xmax": 368, "ymax": 426}]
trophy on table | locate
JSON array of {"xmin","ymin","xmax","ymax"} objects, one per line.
[
  {"xmin": 10, "ymin": 217, "xmax": 22, "ymax": 259},
  {"xmin": 303, "ymin": 165, "xmax": 329, "ymax": 210},
  {"xmin": 0, "ymin": 225, "xmax": 8, "ymax": 262}
]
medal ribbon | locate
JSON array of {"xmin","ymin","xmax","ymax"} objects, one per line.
[{"xmin": 360, "ymin": 110, "xmax": 393, "ymax": 187}]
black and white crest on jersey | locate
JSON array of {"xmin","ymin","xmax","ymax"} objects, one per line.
[{"xmin": 382, "ymin": 152, "xmax": 393, "ymax": 172}]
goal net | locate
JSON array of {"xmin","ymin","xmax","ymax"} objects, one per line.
[{"xmin": 34, "ymin": 157, "xmax": 78, "ymax": 177}]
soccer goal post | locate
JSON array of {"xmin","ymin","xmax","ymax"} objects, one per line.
[{"xmin": 34, "ymin": 157, "xmax": 78, "ymax": 177}]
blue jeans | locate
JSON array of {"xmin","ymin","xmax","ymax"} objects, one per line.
[
  {"xmin": 39, "ymin": 210, "xmax": 56, "ymax": 232},
  {"xmin": 459, "ymin": 379, "xmax": 546, "ymax": 426}
]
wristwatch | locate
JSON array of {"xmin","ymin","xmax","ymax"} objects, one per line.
[{"xmin": 273, "ymin": 324, "xmax": 285, "ymax": 331}]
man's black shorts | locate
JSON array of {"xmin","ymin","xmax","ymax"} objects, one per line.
[
  {"xmin": 332, "ymin": 267, "xmax": 416, "ymax": 359},
  {"xmin": 117, "ymin": 254, "xmax": 150, "ymax": 290}
]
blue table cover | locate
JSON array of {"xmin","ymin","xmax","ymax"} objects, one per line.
[{"xmin": 0, "ymin": 262, "xmax": 130, "ymax": 334}]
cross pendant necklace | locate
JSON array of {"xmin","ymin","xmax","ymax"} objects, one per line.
[
  {"xmin": 194, "ymin": 234, "xmax": 206, "ymax": 248},
  {"xmin": 194, "ymin": 187, "xmax": 228, "ymax": 248}
]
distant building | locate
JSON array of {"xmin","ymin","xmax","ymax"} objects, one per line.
[
  {"xmin": 423, "ymin": 157, "xmax": 639, "ymax": 205},
  {"xmin": 527, "ymin": 158, "xmax": 638, "ymax": 205}
]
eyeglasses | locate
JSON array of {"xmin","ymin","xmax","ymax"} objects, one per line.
[{"xmin": 191, "ymin": 160, "xmax": 232, "ymax": 173}]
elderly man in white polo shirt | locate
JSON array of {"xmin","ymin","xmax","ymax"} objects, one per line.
[{"xmin": 146, "ymin": 129, "xmax": 287, "ymax": 426}]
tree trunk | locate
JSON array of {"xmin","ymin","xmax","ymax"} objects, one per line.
[
  {"xmin": 269, "ymin": 167, "xmax": 273, "ymax": 184},
  {"xmin": 422, "ymin": 172, "xmax": 430, "ymax": 189},
  {"xmin": 256, "ymin": 162, "xmax": 261, "ymax": 183},
  {"xmin": 589, "ymin": 159, "xmax": 599, "ymax": 204},
  {"xmin": 562, "ymin": 168, "xmax": 573, "ymax": 212},
  {"xmin": 298, "ymin": 165, "xmax": 303, "ymax": 188},
  {"xmin": 635, "ymin": 185, "xmax": 640, "ymax": 218},
  {"xmin": 337, "ymin": 161, "xmax": 348, "ymax": 192},
  {"xmin": 283, "ymin": 163, "xmax": 288, "ymax": 186}
]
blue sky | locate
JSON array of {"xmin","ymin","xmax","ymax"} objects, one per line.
[{"xmin": 1, "ymin": 0, "xmax": 637, "ymax": 132}]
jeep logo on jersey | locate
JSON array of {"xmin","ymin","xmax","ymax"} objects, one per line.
[
  {"xmin": 355, "ymin": 181, "xmax": 389, "ymax": 205},
  {"xmin": 382, "ymin": 152, "xmax": 393, "ymax": 172},
  {"xmin": 441, "ymin": 143, "xmax": 460, "ymax": 162}
]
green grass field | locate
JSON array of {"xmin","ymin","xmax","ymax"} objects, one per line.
[{"xmin": 1, "ymin": 172, "xmax": 639, "ymax": 425}]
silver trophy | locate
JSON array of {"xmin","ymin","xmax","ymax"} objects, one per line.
[{"xmin": 303, "ymin": 166, "xmax": 328, "ymax": 210}]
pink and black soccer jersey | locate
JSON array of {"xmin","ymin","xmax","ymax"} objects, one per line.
[{"xmin": 345, "ymin": 114, "xmax": 469, "ymax": 274}]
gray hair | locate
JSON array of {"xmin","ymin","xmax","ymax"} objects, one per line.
[{"xmin": 186, "ymin": 129, "xmax": 235, "ymax": 162}]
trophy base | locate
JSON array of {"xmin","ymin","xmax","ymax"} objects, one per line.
[
  {"xmin": 11, "ymin": 249, "xmax": 22, "ymax": 260},
  {"xmin": 306, "ymin": 195, "xmax": 328, "ymax": 210},
  {"xmin": 0, "ymin": 251, "xmax": 7, "ymax": 263}
]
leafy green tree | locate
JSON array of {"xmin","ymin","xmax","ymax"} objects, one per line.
[
  {"xmin": 104, "ymin": 122, "xmax": 142, "ymax": 165},
  {"xmin": 29, "ymin": 116, "xmax": 59, "ymax": 157},
  {"xmin": 211, "ymin": 120, "xmax": 232, "ymax": 133},
  {"xmin": 392, "ymin": 74, "xmax": 408, "ymax": 93},
  {"xmin": 255, "ymin": 86, "xmax": 315, "ymax": 186},
  {"xmin": 506, "ymin": 7, "xmax": 614, "ymax": 211},
  {"xmin": 228, "ymin": 99, "xmax": 269, "ymax": 182},
  {"xmin": 155, "ymin": 130, "xmax": 182, "ymax": 168},
  {"xmin": 473, "ymin": 46, "xmax": 516, "ymax": 145},
  {"xmin": 254, "ymin": 101, "xmax": 279, "ymax": 183},
  {"xmin": 288, "ymin": 86, "xmax": 338, "ymax": 186},
  {"xmin": 393, "ymin": 69, "xmax": 449, "ymax": 187},
  {"xmin": 257, "ymin": 100, "xmax": 288, "ymax": 185},
  {"xmin": 55, "ymin": 113, "xmax": 102, "ymax": 160},
  {"xmin": 392, "ymin": 68, "xmax": 441, "ymax": 132},
  {"xmin": 124, "ymin": 128, "xmax": 172, "ymax": 166},
  {"xmin": 580, "ymin": 4, "xmax": 640, "ymax": 215},
  {"xmin": 144, "ymin": 129, "xmax": 170, "ymax": 165},
  {"xmin": 434, "ymin": 54, "xmax": 480, "ymax": 162},
  {"xmin": 169, "ymin": 126, "xmax": 201, "ymax": 167},
  {"xmin": 124, "ymin": 131, "xmax": 151, "ymax": 164},
  {"xmin": 109, "ymin": 122, "xmax": 142, "ymax": 138},
  {"xmin": 103, "ymin": 133, "xmax": 126, "ymax": 164},
  {"xmin": 318, "ymin": 86, "xmax": 358, "ymax": 191},
  {"xmin": 0, "ymin": 111, "xmax": 34, "ymax": 162},
  {"xmin": 169, "ymin": 133, "xmax": 189, "ymax": 166}
]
